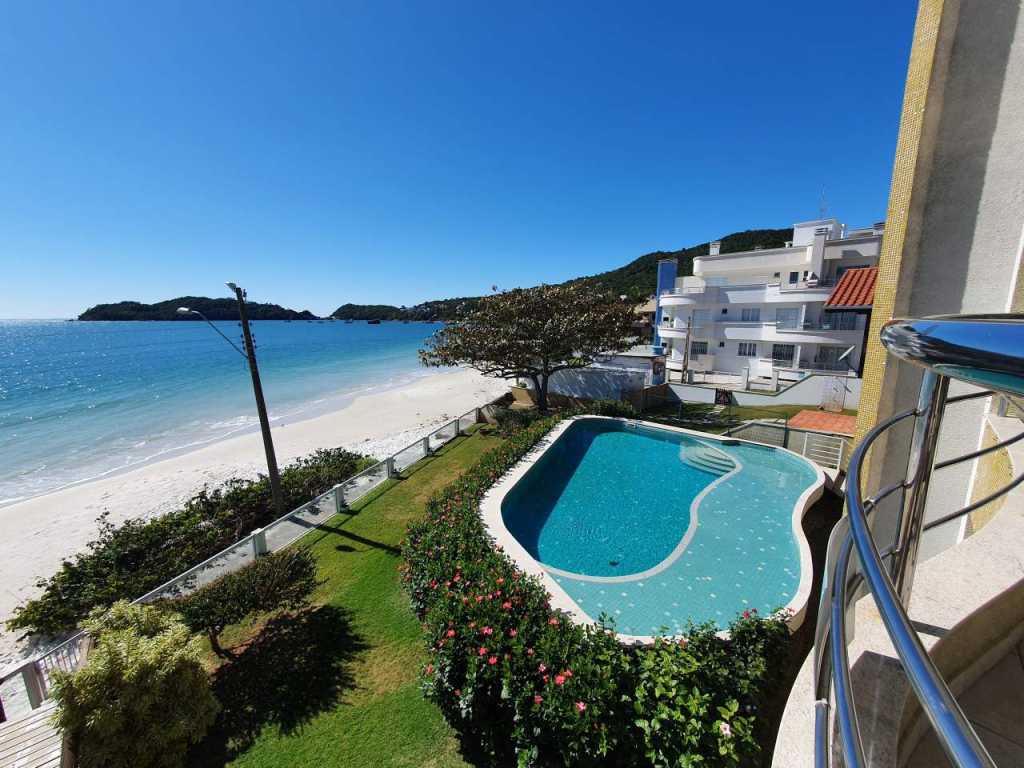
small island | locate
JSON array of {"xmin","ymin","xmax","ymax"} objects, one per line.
[{"xmin": 78, "ymin": 297, "xmax": 319, "ymax": 321}]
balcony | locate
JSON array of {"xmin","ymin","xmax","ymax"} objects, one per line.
[{"xmin": 785, "ymin": 315, "xmax": 1024, "ymax": 768}]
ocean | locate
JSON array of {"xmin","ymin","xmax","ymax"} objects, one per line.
[{"xmin": 0, "ymin": 319, "xmax": 444, "ymax": 506}]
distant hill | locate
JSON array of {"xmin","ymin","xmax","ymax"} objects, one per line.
[
  {"xmin": 78, "ymin": 297, "xmax": 319, "ymax": 321},
  {"xmin": 331, "ymin": 227, "xmax": 793, "ymax": 321}
]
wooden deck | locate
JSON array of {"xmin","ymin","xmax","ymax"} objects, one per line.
[{"xmin": 0, "ymin": 703, "xmax": 61, "ymax": 768}]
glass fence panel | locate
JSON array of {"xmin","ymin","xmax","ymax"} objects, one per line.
[
  {"xmin": 459, "ymin": 411, "xmax": 477, "ymax": 433},
  {"xmin": 393, "ymin": 440, "xmax": 426, "ymax": 472},
  {"xmin": 339, "ymin": 461, "xmax": 388, "ymax": 507},
  {"xmin": 428, "ymin": 420, "xmax": 457, "ymax": 451},
  {"xmin": 141, "ymin": 536, "xmax": 258, "ymax": 603}
]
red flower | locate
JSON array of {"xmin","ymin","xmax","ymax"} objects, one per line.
[
  {"xmin": 478, "ymin": 646, "xmax": 487, "ymax": 656},
  {"xmin": 554, "ymin": 674, "xmax": 566, "ymax": 686},
  {"xmin": 502, "ymin": 601, "xmax": 512, "ymax": 610},
  {"xmin": 534, "ymin": 694, "xmax": 543, "ymax": 705},
  {"xmin": 488, "ymin": 656, "xmax": 498, "ymax": 665},
  {"xmin": 481, "ymin": 626, "xmax": 493, "ymax": 636},
  {"xmin": 509, "ymin": 628, "xmax": 518, "ymax": 637},
  {"xmin": 575, "ymin": 701, "xmax": 587, "ymax": 713},
  {"xmin": 743, "ymin": 610, "xmax": 751, "ymax": 619},
  {"xmin": 446, "ymin": 629, "xmax": 456, "ymax": 638},
  {"xmin": 425, "ymin": 664, "xmax": 434, "ymax": 674},
  {"xmin": 548, "ymin": 618, "xmax": 559, "ymax": 626}
]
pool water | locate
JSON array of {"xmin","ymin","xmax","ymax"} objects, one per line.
[{"xmin": 498, "ymin": 418, "xmax": 821, "ymax": 636}]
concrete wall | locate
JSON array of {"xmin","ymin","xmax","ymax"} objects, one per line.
[
  {"xmin": 668, "ymin": 374, "xmax": 862, "ymax": 409},
  {"xmin": 546, "ymin": 367, "xmax": 647, "ymax": 401}
]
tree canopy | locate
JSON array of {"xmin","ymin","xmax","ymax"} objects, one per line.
[{"xmin": 419, "ymin": 283, "xmax": 637, "ymax": 410}]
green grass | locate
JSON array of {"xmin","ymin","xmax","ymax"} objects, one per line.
[
  {"xmin": 192, "ymin": 427, "xmax": 505, "ymax": 768},
  {"xmin": 642, "ymin": 402, "xmax": 856, "ymax": 434}
]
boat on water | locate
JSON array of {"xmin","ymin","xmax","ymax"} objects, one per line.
[
  {"xmin": 367, "ymin": 319, "xmax": 382, "ymax": 325},
  {"xmin": 344, "ymin": 319, "xmax": 354, "ymax": 324}
]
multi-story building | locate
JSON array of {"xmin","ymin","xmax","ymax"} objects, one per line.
[{"xmin": 654, "ymin": 219, "xmax": 883, "ymax": 384}]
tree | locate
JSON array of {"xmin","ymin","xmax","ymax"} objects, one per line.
[
  {"xmin": 172, "ymin": 548, "xmax": 319, "ymax": 658},
  {"xmin": 50, "ymin": 601, "xmax": 219, "ymax": 768},
  {"xmin": 419, "ymin": 284, "xmax": 637, "ymax": 411}
]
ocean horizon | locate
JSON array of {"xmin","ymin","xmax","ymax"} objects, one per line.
[{"xmin": 0, "ymin": 319, "xmax": 445, "ymax": 506}]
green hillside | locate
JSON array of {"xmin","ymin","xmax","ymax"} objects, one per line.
[
  {"xmin": 79, "ymin": 297, "xmax": 318, "ymax": 321},
  {"xmin": 331, "ymin": 227, "xmax": 793, "ymax": 321}
]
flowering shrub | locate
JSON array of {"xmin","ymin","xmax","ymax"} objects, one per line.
[{"xmin": 402, "ymin": 410, "xmax": 790, "ymax": 767}]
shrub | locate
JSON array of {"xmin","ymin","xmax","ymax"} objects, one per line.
[
  {"xmin": 9, "ymin": 448, "xmax": 373, "ymax": 636},
  {"xmin": 492, "ymin": 406, "xmax": 546, "ymax": 436},
  {"xmin": 50, "ymin": 601, "xmax": 218, "ymax": 768},
  {"xmin": 172, "ymin": 548, "xmax": 319, "ymax": 657},
  {"xmin": 401, "ymin": 408, "xmax": 789, "ymax": 766}
]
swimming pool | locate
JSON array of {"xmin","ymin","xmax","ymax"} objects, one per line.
[{"xmin": 482, "ymin": 416, "xmax": 825, "ymax": 642}]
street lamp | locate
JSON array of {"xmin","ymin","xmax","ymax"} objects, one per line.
[{"xmin": 177, "ymin": 286, "xmax": 285, "ymax": 514}]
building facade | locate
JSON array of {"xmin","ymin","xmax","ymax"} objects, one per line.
[{"xmin": 654, "ymin": 219, "xmax": 883, "ymax": 384}]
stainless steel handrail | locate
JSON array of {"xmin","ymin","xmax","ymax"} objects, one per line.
[{"xmin": 815, "ymin": 314, "xmax": 1024, "ymax": 768}]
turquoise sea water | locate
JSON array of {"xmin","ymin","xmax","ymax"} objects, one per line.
[
  {"xmin": 501, "ymin": 418, "xmax": 820, "ymax": 633},
  {"xmin": 0, "ymin": 320, "xmax": 443, "ymax": 505}
]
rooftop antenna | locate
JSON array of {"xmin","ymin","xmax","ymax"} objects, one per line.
[{"xmin": 819, "ymin": 186, "xmax": 828, "ymax": 219}]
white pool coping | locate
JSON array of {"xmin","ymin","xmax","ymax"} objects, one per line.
[{"xmin": 479, "ymin": 415, "xmax": 826, "ymax": 645}]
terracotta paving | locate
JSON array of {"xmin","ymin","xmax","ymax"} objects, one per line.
[{"xmin": 787, "ymin": 409, "xmax": 856, "ymax": 436}]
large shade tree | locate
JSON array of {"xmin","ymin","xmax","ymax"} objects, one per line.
[{"xmin": 419, "ymin": 283, "xmax": 637, "ymax": 411}]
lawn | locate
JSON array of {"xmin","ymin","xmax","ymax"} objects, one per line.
[
  {"xmin": 643, "ymin": 402, "xmax": 857, "ymax": 434},
  {"xmin": 190, "ymin": 427, "xmax": 505, "ymax": 768}
]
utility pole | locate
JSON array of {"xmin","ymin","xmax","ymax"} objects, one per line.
[{"xmin": 228, "ymin": 282, "xmax": 285, "ymax": 515}]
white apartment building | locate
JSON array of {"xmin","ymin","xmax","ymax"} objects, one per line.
[{"xmin": 654, "ymin": 218, "xmax": 883, "ymax": 385}]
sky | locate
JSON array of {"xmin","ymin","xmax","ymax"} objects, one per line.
[{"xmin": 0, "ymin": 1, "xmax": 918, "ymax": 319}]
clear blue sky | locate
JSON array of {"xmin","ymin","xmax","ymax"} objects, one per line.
[{"xmin": 0, "ymin": 1, "xmax": 917, "ymax": 319}]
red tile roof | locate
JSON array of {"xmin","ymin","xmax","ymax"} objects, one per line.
[
  {"xmin": 825, "ymin": 266, "xmax": 878, "ymax": 309},
  {"xmin": 788, "ymin": 410, "xmax": 857, "ymax": 436}
]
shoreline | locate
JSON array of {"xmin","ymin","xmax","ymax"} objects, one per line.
[
  {"xmin": 0, "ymin": 365, "xmax": 439, "ymax": 511},
  {"xmin": 0, "ymin": 367, "xmax": 507, "ymax": 672}
]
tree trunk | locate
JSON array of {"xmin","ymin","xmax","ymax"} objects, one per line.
[
  {"xmin": 208, "ymin": 629, "xmax": 234, "ymax": 659},
  {"xmin": 537, "ymin": 374, "xmax": 550, "ymax": 412}
]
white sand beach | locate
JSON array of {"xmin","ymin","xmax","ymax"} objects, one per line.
[{"xmin": 0, "ymin": 367, "xmax": 508, "ymax": 672}]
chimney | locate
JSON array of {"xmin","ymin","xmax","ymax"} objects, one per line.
[{"xmin": 709, "ymin": 241, "xmax": 721, "ymax": 256}]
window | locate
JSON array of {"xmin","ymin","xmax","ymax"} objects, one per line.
[
  {"xmin": 721, "ymin": 308, "xmax": 728, "ymax": 315},
  {"xmin": 690, "ymin": 341, "xmax": 708, "ymax": 356},
  {"xmin": 815, "ymin": 346, "xmax": 849, "ymax": 369},
  {"xmin": 788, "ymin": 271, "xmax": 799, "ymax": 284},
  {"xmin": 738, "ymin": 342, "xmax": 757, "ymax": 357},
  {"xmin": 772, "ymin": 344, "xmax": 796, "ymax": 364},
  {"xmin": 740, "ymin": 307, "xmax": 760, "ymax": 322},
  {"xmin": 692, "ymin": 309, "xmax": 712, "ymax": 329},
  {"xmin": 776, "ymin": 307, "xmax": 800, "ymax": 330},
  {"xmin": 718, "ymin": 341, "xmax": 725, "ymax": 348}
]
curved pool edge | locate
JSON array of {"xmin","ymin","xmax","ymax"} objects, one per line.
[{"xmin": 479, "ymin": 415, "xmax": 827, "ymax": 645}]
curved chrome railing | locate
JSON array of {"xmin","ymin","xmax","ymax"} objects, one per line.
[{"xmin": 814, "ymin": 315, "xmax": 1024, "ymax": 768}]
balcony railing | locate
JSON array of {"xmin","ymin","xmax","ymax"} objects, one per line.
[{"xmin": 815, "ymin": 315, "xmax": 1024, "ymax": 768}]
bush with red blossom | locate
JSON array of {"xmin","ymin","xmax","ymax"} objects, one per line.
[{"xmin": 401, "ymin": 405, "xmax": 790, "ymax": 766}]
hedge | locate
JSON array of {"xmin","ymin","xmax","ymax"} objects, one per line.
[
  {"xmin": 401, "ymin": 404, "xmax": 790, "ymax": 767},
  {"xmin": 9, "ymin": 448, "xmax": 373, "ymax": 636}
]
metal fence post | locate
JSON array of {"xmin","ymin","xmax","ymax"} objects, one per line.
[
  {"xmin": 334, "ymin": 484, "xmax": 345, "ymax": 514},
  {"xmin": 22, "ymin": 663, "xmax": 46, "ymax": 709},
  {"xmin": 385, "ymin": 456, "xmax": 396, "ymax": 478},
  {"xmin": 891, "ymin": 370, "xmax": 950, "ymax": 606},
  {"xmin": 422, "ymin": 435, "xmax": 432, "ymax": 455},
  {"xmin": 252, "ymin": 528, "xmax": 268, "ymax": 557}
]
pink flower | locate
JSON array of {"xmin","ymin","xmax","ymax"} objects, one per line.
[
  {"xmin": 538, "ymin": 663, "xmax": 547, "ymax": 673},
  {"xmin": 526, "ymin": 647, "xmax": 534, "ymax": 656},
  {"xmin": 548, "ymin": 618, "xmax": 559, "ymax": 626},
  {"xmin": 488, "ymin": 656, "xmax": 498, "ymax": 665},
  {"xmin": 565, "ymin": 669, "xmax": 573, "ymax": 678},
  {"xmin": 554, "ymin": 674, "xmax": 566, "ymax": 686},
  {"xmin": 425, "ymin": 664, "xmax": 433, "ymax": 674},
  {"xmin": 481, "ymin": 626, "xmax": 493, "ymax": 636},
  {"xmin": 575, "ymin": 701, "xmax": 587, "ymax": 712},
  {"xmin": 502, "ymin": 601, "xmax": 512, "ymax": 610},
  {"xmin": 454, "ymin": 688, "xmax": 461, "ymax": 697},
  {"xmin": 509, "ymin": 628, "xmax": 518, "ymax": 637},
  {"xmin": 719, "ymin": 722, "xmax": 731, "ymax": 737},
  {"xmin": 475, "ymin": 595, "xmax": 484, "ymax": 603},
  {"xmin": 446, "ymin": 629, "xmax": 456, "ymax": 638},
  {"xmin": 478, "ymin": 646, "xmax": 488, "ymax": 656},
  {"xmin": 534, "ymin": 694, "xmax": 543, "ymax": 705}
]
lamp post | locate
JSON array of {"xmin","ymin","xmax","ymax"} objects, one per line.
[{"xmin": 177, "ymin": 284, "xmax": 285, "ymax": 514}]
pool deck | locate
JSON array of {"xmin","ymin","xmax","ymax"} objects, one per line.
[{"xmin": 480, "ymin": 416, "xmax": 826, "ymax": 644}]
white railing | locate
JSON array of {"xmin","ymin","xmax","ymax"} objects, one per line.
[
  {"xmin": 725, "ymin": 420, "xmax": 850, "ymax": 469},
  {"xmin": 0, "ymin": 402, "xmax": 493, "ymax": 722}
]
